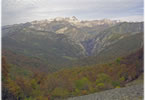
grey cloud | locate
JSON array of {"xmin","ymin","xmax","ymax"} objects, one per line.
[{"xmin": 2, "ymin": 0, "xmax": 144, "ymax": 25}]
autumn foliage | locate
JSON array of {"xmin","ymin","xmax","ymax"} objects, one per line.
[{"xmin": 2, "ymin": 48, "xmax": 143, "ymax": 100}]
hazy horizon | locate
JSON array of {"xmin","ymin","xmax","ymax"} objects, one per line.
[
  {"xmin": 2, "ymin": 16, "xmax": 144, "ymax": 26},
  {"xmin": 2, "ymin": 0, "xmax": 144, "ymax": 25}
]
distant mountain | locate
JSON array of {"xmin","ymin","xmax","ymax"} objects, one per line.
[{"xmin": 2, "ymin": 17, "xmax": 144, "ymax": 71}]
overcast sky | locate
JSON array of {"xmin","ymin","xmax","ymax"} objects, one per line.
[{"xmin": 2, "ymin": 0, "xmax": 144, "ymax": 25}]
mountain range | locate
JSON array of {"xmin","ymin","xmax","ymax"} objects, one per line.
[{"xmin": 2, "ymin": 17, "xmax": 143, "ymax": 72}]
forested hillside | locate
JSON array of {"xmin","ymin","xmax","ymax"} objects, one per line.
[{"xmin": 2, "ymin": 47, "xmax": 143, "ymax": 100}]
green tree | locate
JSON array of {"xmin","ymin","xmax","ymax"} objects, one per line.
[
  {"xmin": 95, "ymin": 73, "xmax": 112, "ymax": 91},
  {"xmin": 75, "ymin": 77, "xmax": 90, "ymax": 90},
  {"xmin": 51, "ymin": 87, "xmax": 69, "ymax": 98},
  {"xmin": 96, "ymin": 73, "xmax": 112, "ymax": 84}
]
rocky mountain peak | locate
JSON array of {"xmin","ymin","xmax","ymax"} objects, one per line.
[{"xmin": 51, "ymin": 16, "xmax": 79, "ymax": 22}]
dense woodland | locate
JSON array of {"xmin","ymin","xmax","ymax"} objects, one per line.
[{"xmin": 2, "ymin": 48, "xmax": 143, "ymax": 100}]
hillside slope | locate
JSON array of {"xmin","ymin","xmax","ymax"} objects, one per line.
[{"xmin": 67, "ymin": 84, "xmax": 143, "ymax": 100}]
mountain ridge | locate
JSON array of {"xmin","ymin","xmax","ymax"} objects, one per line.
[{"xmin": 2, "ymin": 18, "xmax": 144, "ymax": 72}]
